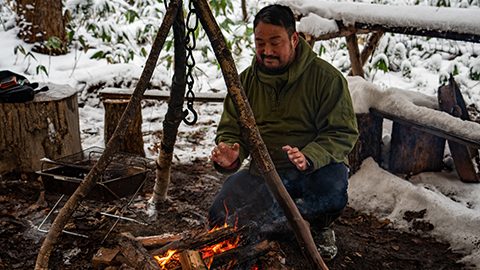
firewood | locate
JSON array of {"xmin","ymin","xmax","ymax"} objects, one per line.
[
  {"xmin": 209, "ymin": 240, "xmax": 277, "ymax": 269},
  {"xmin": 92, "ymin": 247, "xmax": 120, "ymax": 269},
  {"xmin": 149, "ymin": 225, "xmax": 249, "ymax": 256},
  {"xmin": 122, "ymin": 232, "xmax": 183, "ymax": 248},
  {"xmin": 179, "ymin": 250, "xmax": 207, "ymax": 270},
  {"xmin": 119, "ymin": 235, "xmax": 160, "ymax": 270}
]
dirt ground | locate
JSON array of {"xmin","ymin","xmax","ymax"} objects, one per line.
[{"xmin": 0, "ymin": 158, "xmax": 468, "ymax": 270}]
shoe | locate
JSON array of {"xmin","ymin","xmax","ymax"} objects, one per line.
[{"xmin": 316, "ymin": 227, "xmax": 338, "ymax": 261}]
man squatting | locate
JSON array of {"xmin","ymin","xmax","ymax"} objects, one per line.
[{"xmin": 209, "ymin": 4, "xmax": 359, "ymax": 260}]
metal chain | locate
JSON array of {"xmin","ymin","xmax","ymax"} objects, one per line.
[{"xmin": 183, "ymin": 0, "xmax": 199, "ymax": 125}]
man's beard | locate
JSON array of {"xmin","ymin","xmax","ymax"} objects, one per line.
[{"xmin": 258, "ymin": 54, "xmax": 293, "ymax": 75}]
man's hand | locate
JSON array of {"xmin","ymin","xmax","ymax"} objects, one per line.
[
  {"xmin": 282, "ymin": 145, "xmax": 309, "ymax": 171},
  {"xmin": 211, "ymin": 142, "xmax": 240, "ymax": 169}
]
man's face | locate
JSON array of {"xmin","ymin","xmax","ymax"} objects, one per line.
[{"xmin": 254, "ymin": 21, "xmax": 299, "ymax": 72}]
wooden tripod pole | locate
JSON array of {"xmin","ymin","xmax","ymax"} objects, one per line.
[
  {"xmin": 34, "ymin": 1, "xmax": 181, "ymax": 269},
  {"xmin": 192, "ymin": 0, "xmax": 328, "ymax": 269},
  {"xmin": 151, "ymin": 0, "xmax": 187, "ymax": 203}
]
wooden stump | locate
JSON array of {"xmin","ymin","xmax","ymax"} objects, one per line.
[
  {"xmin": 103, "ymin": 99, "xmax": 145, "ymax": 157},
  {"xmin": 348, "ymin": 113, "xmax": 383, "ymax": 175},
  {"xmin": 0, "ymin": 83, "xmax": 81, "ymax": 175}
]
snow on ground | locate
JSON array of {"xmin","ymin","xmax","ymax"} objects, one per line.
[{"xmin": 1, "ymin": 0, "xmax": 480, "ymax": 268}]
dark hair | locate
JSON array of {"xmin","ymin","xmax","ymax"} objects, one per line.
[{"xmin": 253, "ymin": 4, "xmax": 296, "ymax": 37}]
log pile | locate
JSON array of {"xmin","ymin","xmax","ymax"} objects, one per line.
[{"xmin": 92, "ymin": 225, "xmax": 286, "ymax": 270}]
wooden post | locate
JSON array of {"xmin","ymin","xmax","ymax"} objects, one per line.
[
  {"xmin": 348, "ymin": 113, "xmax": 383, "ymax": 175},
  {"xmin": 345, "ymin": 33, "xmax": 364, "ymax": 78},
  {"xmin": 151, "ymin": 1, "xmax": 187, "ymax": 203},
  {"xmin": 34, "ymin": 1, "xmax": 181, "ymax": 269},
  {"xmin": 389, "ymin": 123, "xmax": 445, "ymax": 175},
  {"xmin": 192, "ymin": 0, "xmax": 328, "ymax": 269},
  {"xmin": 104, "ymin": 99, "xmax": 145, "ymax": 157},
  {"xmin": 348, "ymin": 31, "xmax": 384, "ymax": 76},
  {"xmin": 0, "ymin": 83, "xmax": 81, "ymax": 175},
  {"xmin": 438, "ymin": 77, "xmax": 479, "ymax": 182}
]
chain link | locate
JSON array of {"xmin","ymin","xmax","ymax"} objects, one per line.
[{"xmin": 183, "ymin": 0, "xmax": 199, "ymax": 125}]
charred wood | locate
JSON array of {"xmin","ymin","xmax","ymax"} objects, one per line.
[
  {"xmin": 209, "ymin": 240, "xmax": 277, "ymax": 269},
  {"xmin": 119, "ymin": 235, "xmax": 160, "ymax": 270},
  {"xmin": 149, "ymin": 225, "xmax": 249, "ymax": 256},
  {"xmin": 180, "ymin": 250, "xmax": 208, "ymax": 270}
]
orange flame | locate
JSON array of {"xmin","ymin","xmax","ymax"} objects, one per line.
[
  {"xmin": 200, "ymin": 236, "xmax": 241, "ymax": 269},
  {"xmin": 154, "ymin": 249, "xmax": 177, "ymax": 269},
  {"xmin": 154, "ymin": 202, "xmax": 241, "ymax": 269}
]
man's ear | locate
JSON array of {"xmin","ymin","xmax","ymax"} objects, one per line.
[{"xmin": 291, "ymin": 32, "xmax": 299, "ymax": 49}]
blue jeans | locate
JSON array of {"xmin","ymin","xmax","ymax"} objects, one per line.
[{"xmin": 208, "ymin": 162, "xmax": 349, "ymax": 228}]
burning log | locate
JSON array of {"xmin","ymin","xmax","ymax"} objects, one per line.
[
  {"xmin": 209, "ymin": 240, "xmax": 277, "ymax": 269},
  {"xmin": 179, "ymin": 250, "xmax": 207, "ymax": 270},
  {"xmin": 111, "ymin": 224, "xmax": 283, "ymax": 270},
  {"xmin": 149, "ymin": 225, "xmax": 248, "ymax": 256}
]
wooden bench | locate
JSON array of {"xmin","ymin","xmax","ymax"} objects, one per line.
[
  {"xmin": 99, "ymin": 88, "xmax": 225, "ymax": 103},
  {"xmin": 364, "ymin": 78, "xmax": 480, "ymax": 183}
]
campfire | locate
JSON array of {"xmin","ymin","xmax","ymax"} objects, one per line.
[{"xmin": 93, "ymin": 220, "xmax": 283, "ymax": 269}]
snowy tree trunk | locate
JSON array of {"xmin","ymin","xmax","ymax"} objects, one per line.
[
  {"xmin": 16, "ymin": 0, "xmax": 67, "ymax": 54},
  {"xmin": 151, "ymin": 3, "xmax": 187, "ymax": 203},
  {"xmin": 34, "ymin": 1, "xmax": 181, "ymax": 269},
  {"xmin": 0, "ymin": 84, "xmax": 81, "ymax": 175}
]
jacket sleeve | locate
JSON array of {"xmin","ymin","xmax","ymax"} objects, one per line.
[
  {"xmin": 301, "ymin": 75, "xmax": 359, "ymax": 171},
  {"xmin": 214, "ymin": 79, "xmax": 250, "ymax": 173}
]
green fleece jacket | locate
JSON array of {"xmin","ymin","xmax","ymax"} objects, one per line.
[{"xmin": 215, "ymin": 38, "xmax": 359, "ymax": 173}]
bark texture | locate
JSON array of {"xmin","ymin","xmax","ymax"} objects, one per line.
[
  {"xmin": 104, "ymin": 99, "xmax": 145, "ymax": 157},
  {"xmin": 348, "ymin": 113, "xmax": 383, "ymax": 175},
  {"xmin": 16, "ymin": 0, "xmax": 67, "ymax": 54},
  {"xmin": 34, "ymin": 1, "xmax": 181, "ymax": 269},
  {"xmin": 192, "ymin": 0, "xmax": 328, "ymax": 268},
  {"xmin": 151, "ymin": 2, "xmax": 186, "ymax": 203},
  {"xmin": 345, "ymin": 34, "xmax": 364, "ymax": 78},
  {"xmin": 0, "ymin": 83, "xmax": 81, "ymax": 175},
  {"xmin": 389, "ymin": 123, "xmax": 446, "ymax": 174}
]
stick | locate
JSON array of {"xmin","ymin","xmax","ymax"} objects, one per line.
[
  {"xmin": 192, "ymin": 0, "xmax": 328, "ymax": 269},
  {"xmin": 151, "ymin": 0, "xmax": 187, "ymax": 203}
]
